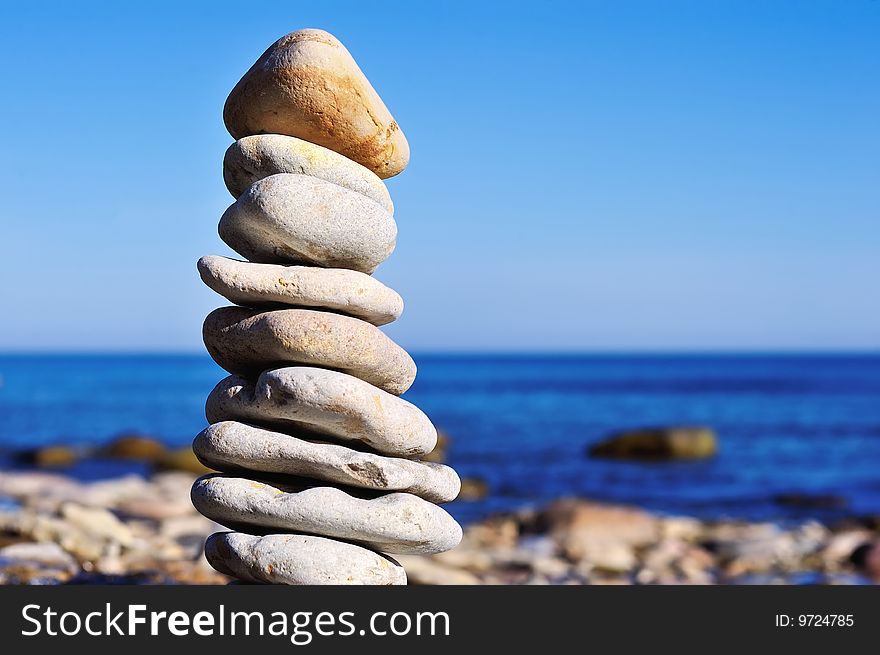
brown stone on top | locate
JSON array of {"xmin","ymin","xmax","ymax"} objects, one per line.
[{"xmin": 223, "ymin": 29, "xmax": 409, "ymax": 179}]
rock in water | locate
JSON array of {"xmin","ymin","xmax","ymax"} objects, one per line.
[
  {"xmin": 101, "ymin": 434, "xmax": 166, "ymax": 461},
  {"xmin": 458, "ymin": 478, "xmax": 489, "ymax": 500},
  {"xmin": 588, "ymin": 426, "xmax": 718, "ymax": 460},
  {"xmin": 205, "ymin": 368, "xmax": 437, "ymax": 456},
  {"xmin": 202, "ymin": 307, "xmax": 416, "ymax": 394},
  {"xmin": 219, "ymin": 173, "xmax": 396, "ymax": 274},
  {"xmin": 13, "ymin": 445, "xmax": 80, "ymax": 468},
  {"xmin": 224, "ymin": 135, "xmax": 394, "ymax": 212},
  {"xmin": 156, "ymin": 447, "xmax": 214, "ymax": 475},
  {"xmin": 194, "ymin": 421, "xmax": 460, "ymax": 502},
  {"xmin": 197, "ymin": 255, "xmax": 403, "ymax": 326},
  {"xmin": 204, "ymin": 532, "xmax": 406, "ymax": 585},
  {"xmin": 223, "ymin": 29, "xmax": 409, "ymax": 179},
  {"xmin": 192, "ymin": 475, "xmax": 463, "ymax": 555}
]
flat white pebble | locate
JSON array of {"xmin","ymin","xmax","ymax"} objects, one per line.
[
  {"xmin": 202, "ymin": 307, "xmax": 416, "ymax": 395},
  {"xmin": 195, "ymin": 421, "xmax": 458, "ymax": 502},
  {"xmin": 198, "ymin": 255, "xmax": 403, "ymax": 326},
  {"xmin": 205, "ymin": 368, "xmax": 436, "ymax": 457},
  {"xmin": 223, "ymin": 134, "xmax": 393, "ymax": 212},
  {"xmin": 219, "ymin": 173, "xmax": 396, "ymax": 274},
  {"xmin": 192, "ymin": 474, "xmax": 463, "ymax": 555},
  {"xmin": 204, "ymin": 531, "xmax": 406, "ymax": 585}
]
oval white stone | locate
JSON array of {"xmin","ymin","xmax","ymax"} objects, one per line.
[
  {"xmin": 202, "ymin": 307, "xmax": 416, "ymax": 395},
  {"xmin": 204, "ymin": 531, "xmax": 406, "ymax": 585},
  {"xmin": 205, "ymin": 368, "xmax": 435, "ymax": 457},
  {"xmin": 198, "ymin": 255, "xmax": 403, "ymax": 326},
  {"xmin": 218, "ymin": 173, "xmax": 396, "ymax": 274},
  {"xmin": 194, "ymin": 421, "xmax": 458, "ymax": 502},
  {"xmin": 191, "ymin": 475, "xmax": 462, "ymax": 555}
]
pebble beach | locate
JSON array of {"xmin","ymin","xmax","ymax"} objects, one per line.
[{"xmin": 2, "ymin": 463, "xmax": 879, "ymax": 585}]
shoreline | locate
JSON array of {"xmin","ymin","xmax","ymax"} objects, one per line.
[
  {"xmin": 0, "ymin": 446, "xmax": 866, "ymax": 528},
  {"xmin": 1, "ymin": 466, "xmax": 878, "ymax": 585}
]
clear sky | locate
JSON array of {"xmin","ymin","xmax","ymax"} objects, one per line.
[{"xmin": 0, "ymin": 0, "xmax": 877, "ymax": 352}]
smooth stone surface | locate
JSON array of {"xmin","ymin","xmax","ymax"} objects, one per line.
[
  {"xmin": 194, "ymin": 421, "xmax": 458, "ymax": 502},
  {"xmin": 224, "ymin": 29, "xmax": 409, "ymax": 179},
  {"xmin": 224, "ymin": 135, "xmax": 393, "ymax": 212},
  {"xmin": 204, "ymin": 532, "xmax": 406, "ymax": 585},
  {"xmin": 205, "ymin": 368, "xmax": 437, "ymax": 457},
  {"xmin": 197, "ymin": 256, "xmax": 403, "ymax": 326},
  {"xmin": 192, "ymin": 475, "xmax": 463, "ymax": 555},
  {"xmin": 202, "ymin": 307, "xmax": 416, "ymax": 395},
  {"xmin": 219, "ymin": 173, "xmax": 396, "ymax": 274}
]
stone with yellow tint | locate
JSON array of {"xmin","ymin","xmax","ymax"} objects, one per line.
[
  {"xmin": 223, "ymin": 134, "xmax": 393, "ymax": 213},
  {"xmin": 223, "ymin": 29, "xmax": 409, "ymax": 179}
]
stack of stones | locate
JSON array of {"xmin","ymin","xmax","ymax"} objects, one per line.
[{"xmin": 191, "ymin": 29, "xmax": 462, "ymax": 585}]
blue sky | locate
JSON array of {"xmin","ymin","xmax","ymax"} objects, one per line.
[{"xmin": 0, "ymin": 1, "xmax": 877, "ymax": 352}]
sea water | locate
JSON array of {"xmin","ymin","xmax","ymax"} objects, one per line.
[{"xmin": 1, "ymin": 353, "xmax": 878, "ymax": 525}]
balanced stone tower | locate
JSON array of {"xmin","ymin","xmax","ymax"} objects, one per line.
[{"xmin": 192, "ymin": 29, "xmax": 462, "ymax": 584}]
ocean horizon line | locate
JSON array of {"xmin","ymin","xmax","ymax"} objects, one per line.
[{"xmin": 1, "ymin": 349, "xmax": 878, "ymax": 358}]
